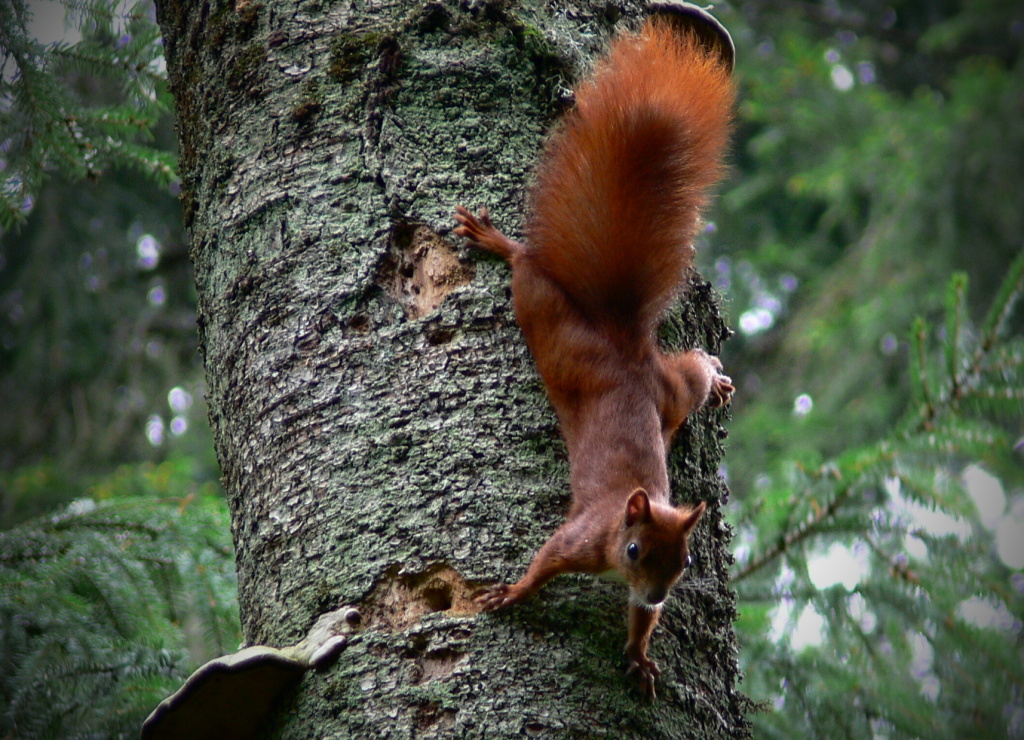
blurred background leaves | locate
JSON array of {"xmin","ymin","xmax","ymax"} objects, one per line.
[
  {"xmin": 1, "ymin": 4, "xmax": 235, "ymax": 738},
  {"xmin": 707, "ymin": 2, "xmax": 1024, "ymax": 737}
]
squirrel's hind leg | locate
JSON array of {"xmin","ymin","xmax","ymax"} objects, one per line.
[{"xmin": 658, "ymin": 349, "xmax": 734, "ymax": 438}]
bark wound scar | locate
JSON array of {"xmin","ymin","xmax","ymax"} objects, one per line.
[
  {"xmin": 379, "ymin": 224, "xmax": 475, "ymax": 319},
  {"xmin": 360, "ymin": 563, "xmax": 478, "ymax": 633}
]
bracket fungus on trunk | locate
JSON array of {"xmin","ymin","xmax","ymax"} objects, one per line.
[{"xmin": 142, "ymin": 607, "xmax": 361, "ymax": 740}]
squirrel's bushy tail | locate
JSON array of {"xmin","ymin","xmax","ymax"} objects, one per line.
[{"xmin": 527, "ymin": 19, "xmax": 734, "ymax": 334}]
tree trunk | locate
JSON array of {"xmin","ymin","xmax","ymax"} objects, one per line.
[{"xmin": 154, "ymin": 1, "xmax": 752, "ymax": 736}]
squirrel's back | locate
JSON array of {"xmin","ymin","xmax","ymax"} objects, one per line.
[{"xmin": 526, "ymin": 19, "xmax": 734, "ymax": 333}]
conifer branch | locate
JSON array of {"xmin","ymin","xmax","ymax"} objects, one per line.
[
  {"xmin": 0, "ymin": 0, "xmax": 172, "ymax": 229},
  {"xmin": 735, "ymin": 264, "xmax": 1021, "ymax": 592},
  {"xmin": 944, "ymin": 273, "xmax": 967, "ymax": 402},
  {"xmin": 910, "ymin": 317, "xmax": 935, "ymax": 427},
  {"xmin": 978, "ymin": 247, "xmax": 1024, "ymax": 355},
  {"xmin": 731, "ymin": 484, "xmax": 854, "ymax": 584}
]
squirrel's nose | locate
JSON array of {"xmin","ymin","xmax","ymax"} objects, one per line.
[{"xmin": 646, "ymin": 586, "xmax": 669, "ymax": 606}]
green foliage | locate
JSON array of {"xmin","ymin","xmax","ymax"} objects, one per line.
[
  {"xmin": 711, "ymin": 4, "xmax": 1024, "ymax": 735},
  {"xmin": 731, "ymin": 261, "xmax": 1024, "ymax": 737},
  {"xmin": 0, "ymin": 81, "xmax": 200, "ymax": 485},
  {"xmin": 0, "ymin": 161, "xmax": 208, "ymax": 486},
  {"xmin": 0, "ymin": 461, "xmax": 79, "ymax": 529},
  {"xmin": 713, "ymin": 1, "xmax": 1024, "ymax": 496},
  {"xmin": 0, "ymin": 2, "xmax": 203, "ymax": 486},
  {"xmin": 0, "ymin": 458, "xmax": 240, "ymax": 739},
  {"xmin": 0, "ymin": 0, "xmax": 173, "ymax": 229},
  {"xmin": 700, "ymin": 5, "xmax": 1024, "ymax": 730},
  {"xmin": 0, "ymin": 6, "xmax": 225, "ymax": 731}
]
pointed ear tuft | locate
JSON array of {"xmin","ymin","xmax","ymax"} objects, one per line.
[
  {"xmin": 681, "ymin": 501, "xmax": 707, "ymax": 535},
  {"xmin": 625, "ymin": 488, "xmax": 651, "ymax": 527}
]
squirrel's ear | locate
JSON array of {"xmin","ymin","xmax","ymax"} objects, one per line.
[
  {"xmin": 681, "ymin": 501, "xmax": 707, "ymax": 535},
  {"xmin": 625, "ymin": 488, "xmax": 652, "ymax": 527}
]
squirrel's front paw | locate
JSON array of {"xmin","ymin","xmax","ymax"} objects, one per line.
[
  {"xmin": 475, "ymin": 583, "xmax": 517, "ymax": 612},
  {"xmin": 709, "ymin": 371, "xmax": 735, "ymax": 408},
  {"xmin": 625, "ymin": 652, "xmax": 662, "ymax": 700}
]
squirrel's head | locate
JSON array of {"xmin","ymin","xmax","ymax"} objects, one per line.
[{"xmin": 616, "ymin": 489, "xmax": 706, "ymax": 608}]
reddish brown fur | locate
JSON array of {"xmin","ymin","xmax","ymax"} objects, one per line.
[
  {"xmin": 454, "ymin": 18, "xmax": 735, "ymax": 699},
  {"xmin": 528, "ymin": 20, "xmax": 733, "ymax": 335}
]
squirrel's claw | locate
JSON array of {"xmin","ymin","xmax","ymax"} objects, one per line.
[
  {"xmin": 626, "ymin": 655, "xmax": 662, "ymax": 700},
  {"xmin": 475, "ymin": 583, "xmax": 515, "ymax": 612},
  {"xmin": 453, "ymin": 205, "xmax": 523, "ymax": 261},
  {"xmin": 452, "ymin": 205, "xmax": 491, "ymax": 241},
  {"xmin": 695, "ymin": 349, "xmax": 734, "ymax": 408},
  {"xmin": 452, "ymin": 205, "xmax": 476, "ymax": 239},
  {"xmin": 709, "ymin": 372, "xmax": 734, "ymax": 408}
]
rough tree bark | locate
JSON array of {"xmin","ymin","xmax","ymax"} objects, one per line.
[{"xmin": 154, "ymin": 0, "xmax": 752, "ymax": 736}]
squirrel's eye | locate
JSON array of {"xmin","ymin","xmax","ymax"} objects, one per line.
[
  {"xmin": 685, "ymin": 553, "xmax": 693, "ymax": 569},
  {"xmin": 626, "ymin": 543, "xmax": 639, "ymax": 561}
]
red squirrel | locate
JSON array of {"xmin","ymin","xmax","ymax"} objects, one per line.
[{"xmin": 454, "ymin": 3, "xmax": 736, "ymax": 699}]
